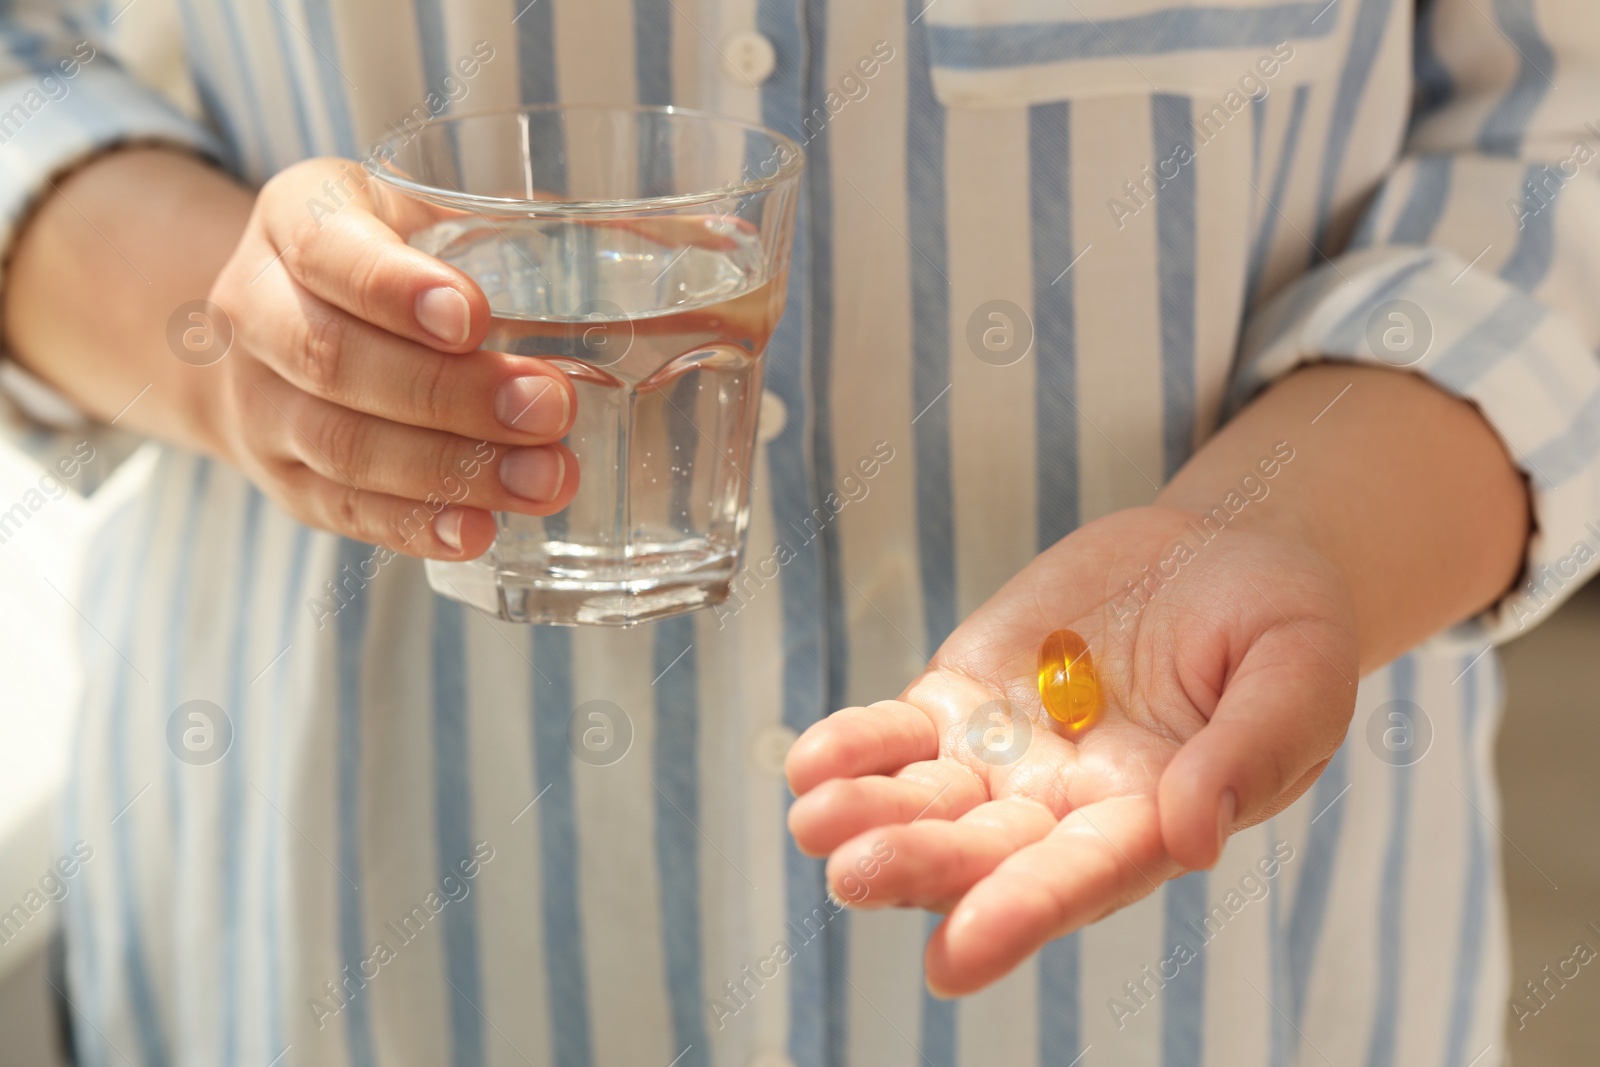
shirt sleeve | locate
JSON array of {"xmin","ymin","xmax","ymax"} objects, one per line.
[
  {"xmin": 1230, "ymin": 0, "xmax": 1600, "ymax": 649},
  {"xmin": 0, "ymin": 2, "xmax": 223, "ymax": 431},
  {"xmin": 0, "ymin": 4, "xmax": 223, "ymax": 273}
]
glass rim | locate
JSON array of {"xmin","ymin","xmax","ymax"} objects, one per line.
[{"xmin": 368, "ymin": 102, "xmax": 805, "ymax": 216}]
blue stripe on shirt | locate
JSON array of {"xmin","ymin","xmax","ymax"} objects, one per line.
[
  {"xmin": 633, "ymin": 0, "xmax": 672, "ymax": 106},
  {"xmin": 633, "ymin": 0, "xmax": 674, "ymax": 196},
  {"xmin": 653, "ymin": 617, "xmax": 710, "ymax": 1067},
  {"xmin": 530, "ymin": 626, "xmax": 593, "ymax": 1067},
  {"xmin": 1267, "ymin": 822, "xmax": 1291, "ymax": 1067},
  {"xmin": 1523, "ymin": 385, "xmax": 1600, "ymax": 490},
  {"xmin": 213, "ymin": 0, "xmax": 274, "ymax": 173},
  {"xmin": 303, "ymin": 0, "xmax": 358, "ymax": 155},
  {"xmin": 1251, "ymin": 263, "xmax": 1337, "ymax": 376},
  {"xmin": 1308, "ymin": 0, "xmax": 1394, "ymax": 262},
  {"xmin": 927, "ymin": 3, "xmax": 1336, "ymax": 69},
  {"xmin": 1477, "ymin": 0, "xmax": 1556, "ymax": 156},
  {"xmin": 0, "ymin": 14, "xmax": 50, "ymax": 74},
  {"xmin": 800, "ymin": 0, "xmax": 848, "ymax": 715},
  {"xmin": 165, "ymin": 460, "xmax": 212, "ymax": 847},
  {"xmin": 1287, "ymin": 743, "xmax": 1350, "ymax": 1032},
  {"xmin": 220, "ymin": 488, "xmax": 264, "ymax": 1067},
  {"xmin": 108, "ymin": 472, "xmax": 172, "ymax": 1067},
  {"xmin": 1499, "ymin": 164, "xmax": 1560, "ymax": 292},
  {"xmin": 334, "ymin": 537, "xmax": 377, "ymax": 1067},
  {"xmin": 1431, "ymin": 292, "xmax": 1546, "ymax": 393},
  {"xmin": 1439, "ymin": 654, "xmax": 1489, "ymax": 1067},
  {"xmin": 66, "ymin": 501, "xmax": 133, "ymax": 1067},
  {"xmin": 1410, "ymin": 0, "xmax": 1454, "ymax": 132},
  {"xmin": 1321, "ymin": 253, "xmax": 1434, "ymax": 356},
  {"xmin": 413, "ymin": 0, "xmax": 449, "ymax": 95},
  {"xmin": 433, "ymin": 597, "xmax": 484, "ymax": 1067},
  {"xmin": 263, "ymin": 0, "xmax": 315, "ymax": 155},
  {"xmin": 1387, "ymin": 155, "xmax": 1453, "ymax": 246},
  {"xmin": 1153, "ymin": 94, "xmax": 1198, "ymax": 479},
  {"xmin": 516, "ymin": 0, "xmax": 559, "ymax": 111},
  {"xmin": 171, "ymin": 0, "xmax": 244, "ymax": 171},
  {"xmin": 1245, "ymin": 84, "xmax": 1310, "ymax": 311},
  {"xmin": 1031, "ymin": 100, "xmax": 1079, "ymax": 548},
  {"xmin": 264, "ymin": 523, "xmax": 314, "ymax": 1065},
  {"xmin": 754, "ymin": 2, "xmax": 833, "ymax": 1062},
  {"xmin": 1364, "ymin": 658, "xmax": 1416, "ymax": 1067},
  {"xmin": 1250, "ymin": 94, "xmax": 1266, "ymax": 189},
  {"xmin": 907, "ymin": 0, "xmax": 957, "ymax": 651}
]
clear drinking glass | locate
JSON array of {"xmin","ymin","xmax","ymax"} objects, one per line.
[{"xmin": 369, "ymin": 105, "xmax": 803, "ymax": 626}]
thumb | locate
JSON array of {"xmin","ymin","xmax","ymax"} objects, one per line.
[{"xmin": 1157, "ymin": 623, "xmax": 1356, "ymax": 869}]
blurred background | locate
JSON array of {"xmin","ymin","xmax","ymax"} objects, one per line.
[{"xmin": 1495, "ymin": 579, "xmax": 1600, "ymax": 1065}]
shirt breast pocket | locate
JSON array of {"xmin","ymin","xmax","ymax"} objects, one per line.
[
  {"xmin": 913, "ymin": 1, "xmax": 1344, "ymax": 501},
  {"xmin": 923, "ymin": 0, "xmax": 1339, "ymax": 109}
]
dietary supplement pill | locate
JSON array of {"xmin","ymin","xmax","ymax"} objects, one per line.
[{"xmin": 1037, "ymin": 628, "xmax": 1099, "ymax": 730}]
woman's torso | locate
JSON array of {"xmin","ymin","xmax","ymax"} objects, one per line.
[{"xmin": 63, "ymin": 3, "xmax": 1510, "ymax": 1065}]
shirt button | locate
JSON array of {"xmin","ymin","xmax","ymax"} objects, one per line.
[
  {"xmin": 756, "ymin": 389, "xmax": 787, "ymax": 443},
  {"xmin": 750, "ymin": 726, "xmax": 798, "ymax": 777},
  {"xmin": 748, "ymin": 1054, "xmax": 797, "ymax": 1067},
  {"xmin": 723, "ymin": 30, "xmax": 777, "ymax": 86}
]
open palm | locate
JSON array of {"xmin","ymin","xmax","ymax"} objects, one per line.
[{"xmin": 785, "ymin": 505, "xmax": 1359, "ymax": 995}]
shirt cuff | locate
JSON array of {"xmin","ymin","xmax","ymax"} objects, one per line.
[
  {"xmin": 0, "ymin": 64, "xmax": 224, "ymax": 292},
  {"xmin": 1230, "ymin": 245, "xmax": 1600, "ymax": 649},
  {"xmin": 0, "ymin": 64, "xmax": 224, "ymax": 430}
]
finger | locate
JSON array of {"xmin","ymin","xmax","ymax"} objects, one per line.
[
  {"xmin": 924, "ymin": 795, "xmax": 1174, "ymax": 997},
  {"xmin": 786, "ymin": 701, "xmax": 941, "ymax": 796},
  {"xmin": 272, "ymin": 462, "xmax": 498, "ymax": 560},
  {"xmin": 245, "ymin": 276, "xmax": 572, "ymax": 443},
  {"xmin": 261, "ymin": 174, "xmax": 493, "ymax": 352},
  {"xmin": 825, "ymin": 798, "xmax": 1058, "ymax": 911},
  {"xmin": 787, "ymin": 767, "xmax": 984, "ymax": 857},
  {"xmin": 261, "ymin": 381, "xmax": 578, "ymax": 515},
  {"xmin": 1157, "ymin": 622, "xmax": 1355, "ymax": 870}
]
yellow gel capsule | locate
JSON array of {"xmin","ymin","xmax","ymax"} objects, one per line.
[{"xmin": 1037, "ymin": 628, "xmax": 1099, "ymax": 730}]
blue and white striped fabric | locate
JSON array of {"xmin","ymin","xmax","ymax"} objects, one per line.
[{"xmin": 3, "ymin": 0, "xmax": 1599, "ymax": 1064}]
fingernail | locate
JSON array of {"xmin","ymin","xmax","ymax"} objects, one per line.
[
  {"xmin": 495, "ymin": 375, "xmax": 569, "ymax": 435},
  {"xmin": 1217, "ymin": 788, "xmax": 1237, "ymax": 858},
  {"xmin": 434, "ymin": 506, "xmax": 466, "ymax": 551},
  {"xmin": 499, "ymin": 447, "xmax": 565, "ymax": 502},
  {"xmin": 415, "ymin": 287, "xmax": 471, "ymax": 346}
]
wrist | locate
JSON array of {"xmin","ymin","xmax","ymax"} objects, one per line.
[
  {"xmin": 1158, "ymin": 362, "xmax": 1527, "ymax": 671},
  {"xmin": 5, "ymin": 144, "xmax": 253, "ymax": 457},
  {"xmin": 1153, "ymin": 437, "xmax": 1340, "ymax": 578}
]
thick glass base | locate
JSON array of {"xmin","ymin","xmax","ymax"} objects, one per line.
[{"xmin": 426, "ymin": 552, "xmax": 737, "ymax": 627}]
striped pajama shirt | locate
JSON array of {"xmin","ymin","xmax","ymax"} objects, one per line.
[{"xmin": 3, "ymin": 0, "xmax": 1600, "ymax": 1064}]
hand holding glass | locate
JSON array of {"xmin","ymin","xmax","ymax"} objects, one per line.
[{"xmin": 370, "ymin": 105, "xmax": 802, "ymax": 626}]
